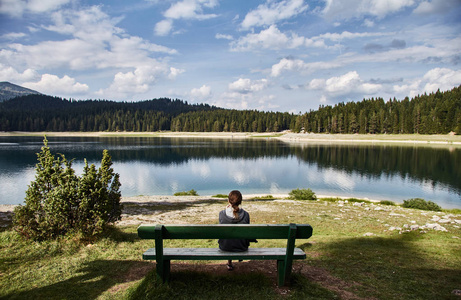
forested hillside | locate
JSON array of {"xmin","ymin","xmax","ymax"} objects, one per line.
[
  {"xmin": 0, "ymin": 95, "xmax": 218, "ymax": 132},
  {"xmin": 291, "ymin": 85, "xmax": 461, "ymax": 134},
  {"xmin": 0, "ymin": 85, "xmax": 459, "ymax": 134}
]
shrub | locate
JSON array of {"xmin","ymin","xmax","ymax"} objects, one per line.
[
  {"xmin": 212, "ymin": 194, "xmax": 228, "ymax": 198},
  {"xmin": 380, "ymin": 200, "xmax": 396, "ymax": 206},
  {"xmin": 174, "ymin": 189, "xmax": 198, "ymax": 196},
  {"xmin": 251, "ymin": 195, "xmax": 276, "ymax": 200},
  {"xmin": 288, "ymin": 188, "xmax": 317, "ymax": 200},
  {"xmin": 321, "ymin": 197, "xmax": 341, "ymax": 202},
  {"xmin": 402, "ymin": 198, "xmax": 441, "ymax": 211},
  {"xmin": 345, "ymin": 198, "xmax": 371, "ymax": 204},
  {"xmin": 13, "ymin": 138, "xmax": 122, "ymax": 241}
]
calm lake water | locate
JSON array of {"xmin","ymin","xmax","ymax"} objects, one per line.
[{"xmin": 0, "ymin": 136, "xmax": 460, "ymax": 208}]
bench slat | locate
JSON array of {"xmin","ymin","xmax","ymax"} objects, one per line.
[
  {"xmin": 138, "ymin": 224, "xmax": 313, "ymax": 240},
  {"xmin": 142, "ymin": 247, "xmax": 306, "ymax": 261}
]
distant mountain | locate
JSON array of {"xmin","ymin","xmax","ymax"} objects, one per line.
[{"xmin": 0, "ymin": 82, "xmax": 41, "ymax": 102}]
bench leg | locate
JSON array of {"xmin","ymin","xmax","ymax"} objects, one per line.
[
  {"xmin": 277, "ymin": 260, "xmax": 286, "ymax": 286},
  {"xmin": 277, "ymin": 259, "xmax": 294, "ymax": 286},
  {"xmin": 277, "ymin": 223, "xmax": 296, "ymax": 286},
  {"xmin": 164, "ymin": 260, "xmax": 171, "ymax": 283},
  {"xmin": 156, "ymin": 260, "xmax": 171, "ymax": 283}
]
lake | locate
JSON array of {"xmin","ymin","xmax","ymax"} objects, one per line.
[{"xmin": 0, "ymin": 136, "xmax": 460, "ymax": 208}]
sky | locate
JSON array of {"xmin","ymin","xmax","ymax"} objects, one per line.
[{"xmin": 1, "ymin": 0, "xmax": 461, "ymax": 113}]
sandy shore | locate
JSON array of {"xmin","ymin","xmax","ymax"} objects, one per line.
[{"xmin": 1, "ymin": 131, "xmax": 461, "ymax": 146}]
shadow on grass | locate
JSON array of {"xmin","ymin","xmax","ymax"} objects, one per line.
[
  {"xmin": 122, "ymin": 198, "xmax": 227, "ymax": 216},
  {"xmin": 3, "ymin": 259, "xmax": 153, "ymax": 300},
  {"xmin": 307, "ymin": 233, "xmax": 461, "ymax": 299},
  {"xmin": 0, "ymin": 226, "xmax": 140, "ymax": 270},
  {"xmin": 102, "ymin": 225, "xmax": 140, "ymax": 243},
  {"xmin": 0, "ymin": 211, "xmax": 13, "ymax": 231},
  {"xmin": 126, "ymin": 267, "xmax": 338, "ymax": 300}
]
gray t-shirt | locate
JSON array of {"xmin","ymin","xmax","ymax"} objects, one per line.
[{"xmin": 218, "ymin": 208, "xmax": 251, "ymax": 252}]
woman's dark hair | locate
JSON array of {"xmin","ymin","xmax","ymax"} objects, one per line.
[{"xmin": 228, "ymin": 190, "xmax": 242, "ymax": 219}]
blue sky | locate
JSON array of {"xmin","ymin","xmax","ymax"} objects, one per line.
[{"xmin": 1, "ymin": 0, "xmax": 460, "ymax": 112}]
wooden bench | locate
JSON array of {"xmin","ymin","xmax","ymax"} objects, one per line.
[{"xmin": 137, "ymin": 223, "xmax": 313, "ymax": 286}]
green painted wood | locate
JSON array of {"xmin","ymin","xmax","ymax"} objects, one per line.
[
  {"xmin": 142, "ymin": 247, "xmax": 306, "ymax": 261},
  {"xmin": 277, "ymin": 260, "xmax": 285, "ymax": 286},
  {"xmin": 138, "ymin": 224, "xmax": 313, "ymax": 240},
  {"xmin": 279, "ymin": 223, "xmax": 297, "ymax": 286},
  {"xmin": 138, "ymin": 223, "xmax": 313, "ymax": 287},
  {"xmin": 154, "ymin": 225, "xmax": 166, "ymax": 282}
]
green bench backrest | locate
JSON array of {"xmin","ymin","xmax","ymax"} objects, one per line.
[{"xmin": 138, "ymin": 224, "xmax": 313, "ymax": 240}]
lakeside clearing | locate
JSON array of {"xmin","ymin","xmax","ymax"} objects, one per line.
[
  {"xmin": 1, "ymin": 195, "xmax": 460, "ymax": 299},
  {"xmin": 1, "ymin": 131, "xmax": 461, "ymax": 147}
]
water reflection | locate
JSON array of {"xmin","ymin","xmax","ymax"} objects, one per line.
[{"xmin": 0, "ymin": 136, "xmax": 459, "ymax": 208}]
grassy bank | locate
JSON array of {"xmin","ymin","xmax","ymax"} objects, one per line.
[{"xmin": 1, "ymin": 197, "xmax": 460, "ymax": 299}]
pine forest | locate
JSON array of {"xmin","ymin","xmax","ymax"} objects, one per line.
[{"xmin": 0, "ymin": 85, "xmax": 460, "ymax": 134}]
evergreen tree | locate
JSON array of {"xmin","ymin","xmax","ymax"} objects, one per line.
[{"xmin": 13, "ymin": 138, "xmax": 122, "ymax": 240}]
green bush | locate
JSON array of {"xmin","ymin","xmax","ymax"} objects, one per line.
[
  {"xmin": 212, "ymin": 194, "xmax": 228, "ymax": 198},
  {"xmin": 380, "ymin": 200, "xmax": 396, "ymax": 206},
  {"xmin": 288, "ymin": 188, "xmax": 317, "ymax": 200},
  {"xmin": 13, "ymin": 138, "xmax": 122, "ymax": 241},
  {"xmin": 174, "ymin": 189, "xmax": 198, "ymax": 196},
  {"xmin": 251, "ymin": 195, "xmax": 275, "ymax": 200},
  {"xmin": 402, "ymin": 198, "xmax": 441, "ymax": 211},
  {"xmin": 345, "ymin": 198, "xmax": 371, "ymax": 204}
]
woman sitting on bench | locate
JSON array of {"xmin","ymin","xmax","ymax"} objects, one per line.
[{"xmin": 218, "ymin": 190, "xmax": 256, "ymax": 270}]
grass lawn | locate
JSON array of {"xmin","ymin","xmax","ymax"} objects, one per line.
[{"xmin": 1, "ymin": 198, "xmax": 460, "ymax": 299}]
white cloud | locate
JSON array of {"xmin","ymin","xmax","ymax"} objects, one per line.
[
  {"xmin": 99, "ymin": 63, "xmax": 182, "ymax": 98},
  {"xmin": 228, "ymin": 78, "xmax": 268, "ymax": 94},
  {"xmin": 215, "ymin": 33, "xmax": 233, "ymax": 40},
  {"xmin": 155, "ymin": 0, "xmax": 219, "ymax": 37},
  {"xmin": 1, "ymin": 39, "xmax": 101, "ymax": 70},
  {"xmin": 232, "ymin": 26, "xmax": 390, "ymax": 52},
  {"xmin": 231, "ymin": 25, "xmax": 323, "ymax": 51},
  {"xmin": 271, "ymin": 58, "xmax": 342, "ymax": 77},
  {"xmin": 270, "ymin": 33, "xmax": 461, "ymax": 78},
  {"xmin": 307, "ymin": 71, "xmax": 382, "ymax": 98},
  {"xmin": 169, "ymin": 67, "xmax": 185, "ymax": 80},
  {"xmin": 0, "ymin": 6, "xmax": 175, "ymax": 70},
  {"xmin": 393, "ymin": 68, "xmax": 461, "ymax": 97},
  {"xmin": 241, "ymin": 0, "xmax": 308, "ymax": 30},
  {"xmin": 271, "ymin": 58, "xmax": 308, "ymax": 77},
  {"xmin": 164, "ymin": 0, "xmax": 218, "ymax": 20},
  {"xmin": 422, "ymin": 68, "xmax": 461, "ymax": 91},
  {"xmin": 23, "ymin": 74, "xmax": 89, "ymax": 95},
  {"xmin": 413, "ymin": 0, "xmax": 461, "ymax": 14},
  {"xmin": 1, "ymin": 32, "xmax": 27, "ymax": 40},
  {"xmin": 0, "ymin": 0, "xmax": 70, "ymax": 17},
  {"xmin": 28, "ymin": 0, "xmax": 70, "ymax": 13},
  {"xmin": 322, "ymin": 0, "xmax": 415, "ymax": 20},
  {"xmin": 318, "ymin": 31, "xmax": 390, "ymax": 42},
  {"xmin": 190, "ymin": 85, "xmax": 212, "ymax": 99},
  {"xmin": 1, "ymin": 6, "xmax": 181, "ymax": 99},
  {"xmin": 154, "ymin": 19, "xmax": 173, "ymax": 36},
  {"xmin": 0, "ymin": 64, "xmax": 39, "ymax": 82},
  {"xmin": 211, "ymin": 78, "xmax": 274, "ymax": 110},
  {"xmin": 0, "ymin": 63, "xmax": 89, "ymax": 97},
  {"xmin": 363, "ymin": 19, "xmax": 375, "ymax": 27},
  {"xmin": 216, "ymin": 92, "xmax": 276, "ymax": 110}
]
